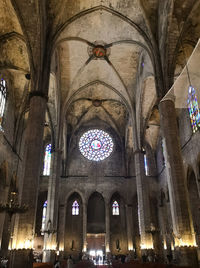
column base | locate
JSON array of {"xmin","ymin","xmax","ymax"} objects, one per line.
[
  {"xmin": 9, "ymin": 249, "xmax": 33, "ymax": 268},
  {"xmin": 43, "ymin": 249, "xmax": 56, "ymax": 263},
  {"xmin": 174, "ymin": 246, "xmax": 198, "ymax": 267}
]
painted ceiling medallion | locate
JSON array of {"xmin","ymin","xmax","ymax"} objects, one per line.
[
  {"xmin": 92, "ymin": 99, "xmax": 102, "ymax": 107},
  {"xmin": 92, "ymin": 46, "xmax": 106, "ymax": 58},
  {"xmin": 88, "ymin": 41, "xmax": 110, "ymax": 59}
]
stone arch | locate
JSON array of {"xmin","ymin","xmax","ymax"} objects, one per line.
[
  {"xmin": 64, "ymin": 192, "xmax": 83, "ymax": 256},
  {"xmin": 87, "ymin": 191, "xmax": 105, "ymax": 234},
  {"xmin": 53, "ymin": 6, "xmax": 151, "ymax": 49},
  {"xmin": 64, "ymin": 189, "xmax": 85, "ymax": 207},
  {"xmin": 132, "ymin": 194, "xmax": 141, "ymax": 258},
  {"xmin": 110, "ymin": 192, "xmax": 127, "ymax": 255}
]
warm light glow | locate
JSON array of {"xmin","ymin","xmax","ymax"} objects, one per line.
[
  {"xmin": 174, "ymin": 233, "xmax": 197, "ymax": 248},
  {"xmin": 140, "ymin": 234, "xmax": 153, "ymax": 250},
  {"xmin": 128, "ymin": 243, "xmax": 133, "ymax": 251},
  {"xmin": 82, "ymin": 245, "xmax": 87, "ymax": 252},
  {"xmin": 44, "ymin": 244, "xmax": 57, "ymax": 250},
  {"xmin": 15, "ymin": 239, "xmax": 34, "ymax": 250},
  {"xmin": 174, "ymin": 238, "xmax": 197, "ymax": 247},
  {"xmin": 59, "ymin": 246, "xmax": 64, "ymax": 251},
  {"xmin": 51, "ymin": 244, "xmax": 57, "ymax": 250},
  {"xmin": 24, "ymin": 239, "xmax": 33, "ymax": 249},
  {"xmin": 106, "ymin": 245, "xmax": 110, "ymax": 252},
  {"xmin": 163, "ymin": 239, "xmax": 167, "ymax": 250},
  {"xmin": 140, "ymin": 243, "xmax": 154, "ymax": 249}
]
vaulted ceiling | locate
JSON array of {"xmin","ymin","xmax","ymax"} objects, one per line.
[{"xmin": 1, "ymin": 0, "xmax": 200, "ymax": 150}]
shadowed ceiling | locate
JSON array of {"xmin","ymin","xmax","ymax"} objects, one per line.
[{"xmin": 1, "ymin": 0, "xmax": 200, "ymax": 149}]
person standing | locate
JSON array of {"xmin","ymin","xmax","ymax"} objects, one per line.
[{"xmin": 67, "ymin": 255, "xmax": 73, "ymax": 268}]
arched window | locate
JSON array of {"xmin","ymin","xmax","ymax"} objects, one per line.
[
  {"xmin": 41, "ymin": 200, "xmax": 47, "ymax": 235},
  {"xmin": 142, "ymin": 148, "xmax": 148, "ymax": 175},
  {"xmin": 161, "ymin": 140, "xmax": 165, "ymax": 166},
  {"xmin": 187, "ymin": 86, "xmax": 200, "ymax": 133},
  {"xmin": 0, "ymin": 79, "xmax": 7, "ymax": 131},
  {"xmin": 43, "ymin": 144, "xmax": 51, "ymax": 175},
  {"xmin": 72, "ymin": 200, "xmax": 79, "ymax": 215},
  {"xmin": 112, "ymin": 200, "xmax": 119, "ymax": 215}
]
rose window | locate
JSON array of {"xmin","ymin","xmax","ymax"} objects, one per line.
[{"xmin": 79, "ymin": 129, "xmax": 113, "ymax": 161}]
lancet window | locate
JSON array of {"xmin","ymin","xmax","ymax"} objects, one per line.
[{"xmin": 112, "ymin": 200, "xmax": 119, "ymax": 215}]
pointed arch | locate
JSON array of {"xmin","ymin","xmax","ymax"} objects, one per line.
[{"xmin": 65, "ymin": 192, "xmax": 83, "ymax": 252}]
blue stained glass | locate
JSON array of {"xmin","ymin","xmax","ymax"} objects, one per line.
[
  {"xmin": 187, "ymin": 86, "xmax": 200, "ymax": 133},
  {"xmin": 79, "ymin": 129, "xmax": 113, "ymax": 161},
  {"xmin": 43, "ymin": 144, "xmax": 52, "ymax": 175},
  {"xmin": 41, "ymin": 200, "xmax": 47, "ymax": 235},
  {"xmin": 144, "ymin": 154, "xmax": 148, "ymax": 175}
]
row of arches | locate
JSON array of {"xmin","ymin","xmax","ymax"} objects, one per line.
[{"xmin": 35, "ymin": 191, "xmax": 139, "ymax": 256}]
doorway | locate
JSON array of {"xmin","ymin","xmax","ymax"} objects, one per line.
[{"xmin": 87, "ymin": 233, "xmax": 105, "ymax": 264}]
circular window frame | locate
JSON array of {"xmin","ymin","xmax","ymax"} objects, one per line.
[{"xmin": 79, "ymin": 129, "xmax": 114, "ymax": 162}]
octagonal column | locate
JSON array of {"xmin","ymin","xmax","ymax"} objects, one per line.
[
  {"xmin": 82, "ymin": 203, "xmax": 87, "ymax": 252},
  {"xmin": 126, "ymin": 204, "xmax": 133, "ymax": 251},
  {"xmin": 134, "ymin": 150, "xmax": 153, "ymax": 251},
  {"xmin": 105, "ymin": 202, "xmax": 110, "ymax": 253},
  {"xmin": 43, "ymin": 149, "xmax": 61, "ymax": 262},
  {"xmin": 12, "ymin": 93, "xmax": 47, "ymax": 268},
  {"xmin": 159, "ymin": 96, "xmax": 198, "ymax": 267}
]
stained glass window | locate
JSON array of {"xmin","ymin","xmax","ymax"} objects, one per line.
[
  {"xmin": 161, "ymin": 140, "xmax": 165, "ymax": 166},
  {"xmin": 0, "ymin": 79, "xmax": 7, "ymax": 131},
  {"xmin": 41, "ymin": 200, "xmax": 47, "ymax": 235},
  {"xmin": 187, "ymin": 86, "xmax": 200, "ymax": 133},
  {"xmin": 142, "ymin": 148, "xmax": 148, "ymax": 175},
  {"xmin": 43, "ymin": 144, "xmax": 52, "ymax": 175},
  {"xmin": 112, "ymin": 201, "xmax": 119, "ymax": 215},
  {"xmin": 72, "ymin": 200, "xmax": 79, "ymax": 215},
  {"xmin": 79, "ymin": 129, "xmax": 113, "ymax": 161}
]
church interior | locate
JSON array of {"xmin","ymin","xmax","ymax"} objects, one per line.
[{"xmin": 0, "ymin": 0, "xmax": 200, "ymax": 267}]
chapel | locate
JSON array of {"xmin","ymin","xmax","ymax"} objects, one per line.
[{"xmin": 0, "ymin": 1, "xmax": 200, "ymax": 267}]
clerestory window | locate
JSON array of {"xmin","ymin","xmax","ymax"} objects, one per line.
[
  {"xmin": 0, "ymin": 79, "xmax": 7, "ymax": 131},
  {"xmin": 112, "ymin": 200, "xmax": 119, "ymax": 215},
  {"xmin": 187, "ymin": 86, "xmax": 200, "ymax": 133},
  {"xmin": 43, "ymin": 144, "xmax": 52, "ymax": 176},
  {"xmin": 41, "ymin": 200, "xmax": 47, "ymax": 235},
  {"xmin": 72, "ymin": 200, "xmax": 79, "ymax": 215}
]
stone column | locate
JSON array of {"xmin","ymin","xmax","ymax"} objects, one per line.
[
  {"xmin": 134, "ymin": 150, "xmax": 153, "ymax": 251},
  {"xmin": 57, "ymin": 204, "xmax": 65, "ymax": 256},
  {"xmin": 82, "ymin": 203, "xmax": 87, "ymax": 252},
  {"xmin": 105, "ymin": 202, "xmax": 110, "ymax": 253},
  {"xmin": 43, "ymin": 149, "xmax": 61, "ymax": 262},
  {"xmin": 12, "ymin": 93, "xmax": 47, "ymax": 268},
  {"xmin": 125, "ymin": 204, "xmax": 133, "ymax": 251},
  {"xmin": 159, "ymin": 96, "xmax": 198, "ymax": 267}
]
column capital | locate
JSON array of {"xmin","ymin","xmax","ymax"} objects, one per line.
[{"xmin": 29, "ymin": 91, "xmax": 48, "ymax": 101}]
